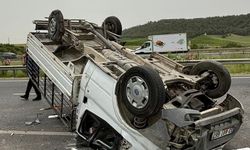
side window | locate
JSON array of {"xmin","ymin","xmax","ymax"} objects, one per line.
[
  {"xmin": 141, "ymin": 43, "xmax": 146, "ymax": 49},
  {"xmin": 141, "ymin": 42, "xmax": 150, "ymax": 49},
  {"xmin": 145, "ymin": 42, "xmax": 150, "ymax": 48}
]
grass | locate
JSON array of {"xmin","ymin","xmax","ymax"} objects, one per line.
[
  {"xmin": 191, "ymin": 34, "xmax": 250, "ymax": 48},
  {"xmin": 225, "ymin": 64, "xmax": 250, "ymax": 74},
  {"xmin": 122, "ymin": 37, "xmax": 147, "ymax": 46},
  {"xmin": 191, "ymin": 35, "xmax": 230, "ymax": 48},
  {"xmin": 0, "ymin": 70, "xmax": 27, "ymax": 78},
  {"xmin": 211, "ymin": 34, "xmax": 250, "ymax": 46},
  {"xmin": 0, "ymin": 60, "xmax": 23, "ymax": 65}
]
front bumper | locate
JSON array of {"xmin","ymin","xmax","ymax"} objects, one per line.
[
  {"xmin": 194, "ymin": 94, "xmax": 243, "ymax": 150},
  {"xmin": 163, "ymin": 94, "xmax": 243, "ymax": 150}
]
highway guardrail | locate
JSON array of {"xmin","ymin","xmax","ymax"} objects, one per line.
[
  {"xmin": 1, "ymin": 59, "xmax": 250, "ymax": 77},
  {"xmin": 177, "ymin": 58, "xmax": 250, "ymax": 65},
  {"xmin": 0, "ymin": 65, "xmax": 26, "ymax": 77}
]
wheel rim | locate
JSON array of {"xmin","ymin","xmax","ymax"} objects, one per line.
[
  {"xmin": 210, "ymin": 72, "xmax": 219, "ymax": 88},
  {"xmin": 49, "ymin": 18, "xmax": 57, "ymax": 35},
  {"xmin": 106, "ymin": 22, "xmax": 115, "ymax": 32},
  {"xmin": 200, "ymin": 71, "xmax": 219, "ymax": 88},
  {"xmin": 126, "ymin": 76, "xmax": 149, "ymax": 109}
]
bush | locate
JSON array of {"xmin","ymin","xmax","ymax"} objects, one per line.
[
  {"xmin": 222, "ymin": 42, "xmax": 242, "ymax": 48},
  {"xmin": 190, "ymin": 43, "xmax": 199, "ymax": 49},
  {"xmin": 0, "ymin": 70, "xmax": 27, "ymax": 78},
  {"xmin": 221, "ymin": 35, "xmax": 227, "ymax": 38},
  {"xmin": 0, "ymin": 44, "xmax": 25, "ymax": 55},
  {"xmin": 121, "ymin": 38, "xmax": 147, "ymax": 46}
]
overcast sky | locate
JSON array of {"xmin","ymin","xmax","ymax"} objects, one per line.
[{"xmin": 0, "ymin": 0, "xmax": 249, "ymax": 43}]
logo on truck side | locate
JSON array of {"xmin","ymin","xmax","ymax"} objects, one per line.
[{"xmin": 155, "ymin": 40, "xmax": 165, "ymax": 47}]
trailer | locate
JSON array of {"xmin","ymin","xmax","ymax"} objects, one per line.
[{"xmin": 26, "ymin": 10, "xmax": 243, "ymax": 150}]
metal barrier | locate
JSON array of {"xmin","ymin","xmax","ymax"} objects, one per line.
[
  {"xmin": 1, "ymin": 58, "xmax": 250, "ymax": 77},
  {"xmin": 0, "ymin": 65, "xmax": 26, "ymax": 77},
  {"xmin": 177, "ymin": 58, "xmax": 250, "ymax": 65},
  {"xmin": 191, "ymin": 47, "xmax": 250, "ymax": 53}
]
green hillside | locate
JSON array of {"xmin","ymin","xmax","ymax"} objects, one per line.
[{"xmin": 122, "ymin": 14, "xmax": 250, "ymax": 38}]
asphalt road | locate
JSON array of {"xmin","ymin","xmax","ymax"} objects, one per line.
[
  {"xmin": 223, "ymin": 77, "xmax": 250, "ymax": 150},
  {"xmin": 0, "ymin": 80, "xmax": 83, "ymax": 150},
  {"xmin": 0, "ymin": 78, "xmax": 249, "ymax": 150}
]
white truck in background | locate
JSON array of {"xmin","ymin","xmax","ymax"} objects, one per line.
[{"xmin": 135, "ymin": 33, "xmax": 188, "ymax": 54}]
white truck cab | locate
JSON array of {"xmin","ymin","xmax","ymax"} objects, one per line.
[{"xmin": 135, "ymin": 41, "xmax": 152, "ymax": 53}]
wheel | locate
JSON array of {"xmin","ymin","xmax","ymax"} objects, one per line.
[
  {"xmin": 48, "ymin": 10, "xmax": 65, "ymax": 42},
  {"xmin": 182, "ymin": 65, "xmax": 193, "ymax": 75},
  {"xmin": 102, "ymin": 16, "xmax": 122, "ymax": 40},
  {"xmin": 190, "ymin": 60, "xmax": 231, "ymax": 98},
  {"xmin": 119, "ymin": 66, "xmax": 165, "ymax": 118}
]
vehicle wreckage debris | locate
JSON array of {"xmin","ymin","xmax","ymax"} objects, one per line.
[
  {"xmin": 25, "ymin": 113, "xmax": 41, "ymax": 126},
  {"xmin": 48, "ymin": 114, "xmax": 66, "ymax": 119},
  {"xmin": 48, "ymin": 115, "xmax": 59, "ymax": 119},
  {"xmin": 39, "ymin": 107, "xmax": 52, "ymax": 111}
]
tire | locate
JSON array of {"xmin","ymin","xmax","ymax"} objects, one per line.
[
  {"xmin": 182, "ymin": 65, "xmax": 193, "ymax": 75},
  {"xmin": 48, "ymin": 10, "xmax": 65, "ymax": 42},
  {"xmin": 190, "ymin": 60, "xmax": 231, "ymax": 98},
  {"xmin": 119, "ymin": 66, "xmax": 165, "ymax": 118},
  {"xmin": 102, "ymin": 16, "xmax": 122, "ymax": 40}
]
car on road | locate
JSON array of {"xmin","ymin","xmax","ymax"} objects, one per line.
[
  {"xmin": 0, "ymin": 52, "xmax": 17, "ymax": 59},
  {"xmin": 26, "ymin": 10, "xmax": 244, "ymax": 150}
]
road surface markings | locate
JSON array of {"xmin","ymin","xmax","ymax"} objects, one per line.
[
  {"xmin": 0, "ymin": 79, "xmax": 27, "ymax": 82},
  {"xmin": 232, "ymin": 76, "xmax": 250, "ymax": 79},
  {"xmin": 237, "ymin": 148, "xmax": 250, "ymax": 150},
  {"xmin": 0, "ymin": 130, "xmax": 76, "ymax": 136},
  {"xmin": 13, "ymin": 93, "xmax": 36, "ymax": 96}
]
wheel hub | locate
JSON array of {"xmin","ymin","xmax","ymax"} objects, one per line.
[
  {"xmin": 200, "ymin": 71, "xmax": 219, "ymax": 89},
  {"xmin": 49, "ymin": 18, "xmax": 57, "ymax": 35},
  {"xmin": 134, "ymin": 88, "xmax": 140, "ymax": 96},
  {"xmin": 107, "ymin": 23, "xmax": 115, "ymax": 32},
  {"xmin": 126, "ymin": 76, "xmax": 149, "ymax": 109}
]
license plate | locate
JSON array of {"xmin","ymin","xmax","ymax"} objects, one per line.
[{"xmin": 211, "ymin": 127, "xmax": 234, "ymax": 140}]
